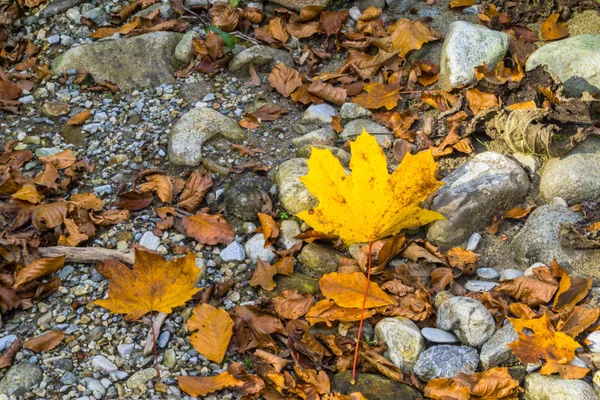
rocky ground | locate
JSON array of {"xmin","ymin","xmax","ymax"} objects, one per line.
[{"xmin": 1, "ymin": 0, "xmax": 600, "ymax": 399}]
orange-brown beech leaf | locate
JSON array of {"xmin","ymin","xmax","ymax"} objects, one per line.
[
  {"xmin": 320, "ymin": 10, "xmax": 349, "ymax": 36},
  {"xmin": 33, "ymin": 163, "xmax": 59, "ymax": 189},
  {"xmin": 452, "ymin": 367, "xmax": 520, "ymax": 399},
  {"xmin": 466, "ymin": 88, "xmax": 499, "ymax": 114},
  {"xmin": 139, "ymin": 174, "xmax": 173, "ymax": 204},
  {"xmin": 541, "ymin": 14, "xmax": 568, "ymax": 41},
  {"xmin": 299, "ymin": 5, "xmax": 323, "ymax": 22},
  {"xmin": 557, "ymin": 306, "xmax": 599, "ymax": 338},
  {"xmin": 507, "ymin": 314, "xmax": 580, "ymax": 364},
  {"xmin": 498, "ymin": 276, "xmax": 558, "ymax": 308},
  {"xmin": 320, "ymin": 272, "xmax": 393, "ymax": 309},
  {"xmin": 68, "ymin": 193, "xmax": 104, "ymax": 212},
  {"xmin": 448, "ymin": 0, "xmax": 476, "ymax": 8},
  {"xmin": 13, "ymin": 256, "xmax": 65, "ymax": 289},
  {"xmin": 447, "ymin": 247, "xmax": 480, "ymax": 272},
  {"xmin": 181, "ymin": 213, "xmax": 234, "ymax": 245},
  {"xmin": 273, "ymin": 289, "xmax": 315, "ymax": 319},
  {"xmin": 361, "ymin": 233, "xmax": 406, "ymax": 275},
  {"xmin": 553, "ymin": 274, "xmax": 592, "ymax": 311},
  {"xmin": 273, "ymin": 256, "xmax": 294, "ymax": 276},
  {"xmin": 255, "ymin": 349, "xmax": 291, "ymax": 373},
  {"xmin": 0, "ymin": 338, "xmax": 22, "ymax": 369},
  {"xmin": 257, "ymin": 212, "xmax": 279, "ymax": 247},
  {"xmin": 38, "ymin": 149, "xmax": 76, "ymax": 170},
  {"xmin": 431, "ymin": 267, "xmax": 454, "ymax": 293},
  {"xmin": 269, "ymin": 63, "xmax": 302, "ymax": 98},
  {"xmin": 396, "ymin": 288, "xmax": 433, "ymax": 321},
  {"xmin": 308, "ymin": 80, "xmax": 347, "ymax": 105},
  {"xmin": 381, "ymin": 279, "xmax": 414, "ymax": 296},
  {"xmin": 402, "ymin": 242, "xmax": 446, "ymax": 264},
  {"xmin": 11, "ymin": 184, "xmax": 43, "ymax": 204},
  {"xmin": 89, "ymin": 209, "xmax": 130, "ymax": 226},
  {"xmin": 66, "ymin": 109, "xmax": 91, "ymax": 125},
  {"xmin": 178, "ymin": 372, "xmax": 244, "ymax": 397},
  {"xmin": 305, "ymin": 299, "xmax": 381, "ymax": 326},
  {"xmin": 351, "ymin": 82, "xmax": 401, "ymax": 110},
  {"xmin": 390, "ymin": 19, "xmax": 442, "ymax": 57},
  {"xmin": 93, "ymin": 250, "xmax": 200, "ymax": 320},
  {"xmin": 331, "ymin": 116, "xmax": 343, "ymax": 133},
  {"xmin": 291, "ymin": 84, "xmax": 325, "ymax": 105},
  {"xmin": 359, "ymin": 6, "xmax": 382, "ymax": 21},
  {"xmin": 187, "ymin": 303, "xmax": 234, "ymax": 363},
  {"xmin": 114, "ymin": 190, "xmax": 154, "ymax": 211},
  {"xmin": 421, "ymin": 91, "xmax": 458, "ymax": 112},
  {"xmin": 58, "ymin": 218, "xmax": 89, "ymax": 247},
  {"xmin": 503, "ymin": 206, "xmax": 534, "ymax": 219},
  {"xmin": 249, "ymin": 258, "xmax": 277, "ymax": 291},
  {"xmin": 424, "ymin": 378, "xmax": 470, "ymax": 400},
  {"xmin": 268, "ymin": 17, "xmax": 289, "ymax": 43},
  {"xmin": 210, "ymin": 3, "xmax": 240, "ymax": 32},
  {"xmin": 539, "ymin": 362, "xmax": 590, "ymax": 379},
  {"xmin": 177, "ymin": 169, "xmax": 212, "ymax": 212},
  {"xmin": 251, "ymin": 105, "xmax": 289, "ymax": 121},
  {"xmin": 90, "ymin": 27, "xmax": 118, "ymax": 39},
  {"xmin": 242, "ymin": 6, "xmax": 263, "ymax": 23},
  {"xmin": 23, "ymin": 330, "xmax": 64, "ymax": 352},
  {"xmin": 31, "ymin": 201, "xmax": 67, "ymax": 231}
]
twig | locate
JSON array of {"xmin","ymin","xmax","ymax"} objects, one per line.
[
  {"xmin": 144, "ymin": 312, "xmax": 167, "ymax": 356},
  {"xmin": 231, "ymin": 31, "xmax": 260, "ymax": 45},
  {"xmin": 149, "ymin": 311, "xmax": 161, "ymax": 380},
  {"xmin": 38, "ymin": 246, "xmax": 135, "ymax": 265}
]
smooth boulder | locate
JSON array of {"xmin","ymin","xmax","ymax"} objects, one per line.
[
  {"xmin": 52, "ymin": 32, "xmax": 183, "ymax": 91},
  {"xmin": 524, "ymin": 373, "xmax": 598, "ymax": 400},
  {"xmin": 168, "ymin": 107, "xmax": 246, "ymax": 166},
  {"xmin": 526, "ymin": 35, "xmax": 600, "ymax": 97},
  {"xmin": 0, "ymin": 363, "xmax": 43, "ymax": 395},
  {"xmin": 274, "ymin": 158, "xmax": 318, "ymax": 215},
  {"xmin": 428, "ymin": 152, "xmax": 529, "ymax": 246},
  {"xmin": 375, "ymin": 317, "xmax": 425, "ymax": 372},
  {"xmin": 439, "ymin": 21, "xmax": 510, "ymax": 90},
  {"xmin": 480, "ymin": 322, "xmax": 519, "ymax": 369},
  {"xmin": 437, "ymin": 296, "xmax": 495, "ymax": 347},
  {"xmin": 413, "ymin": 345, "xmax": 479, "ymax": 381},
  {"xmin": 229, "ymin": 45, "xmax": 294, "ymax": 74}
]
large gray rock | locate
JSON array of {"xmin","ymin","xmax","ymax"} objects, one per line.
[
  {"xmin": 526, "ymin": 35, "xmax": 600, "ymax": 97},
  {"xmin": 480, "ymin": 322, "xmax": 519, "ymax": 369},
  {"xmin": 439, "ymin": 21, "xmax": 510, "ymax": 90},
  {"xmin": 297, "ymin": 243, "xmax": 343, "ymax": 279},
  {"xmin": 540, "ymin": 138, "xmax": 600, "ymax": 204},
  {"xmin": 428, "ymin": 152, "xmax": 529, "ymax": 246},
  {"xmin": 169, "ymin": 107, "xmax": 246, "ymax": 166},
  {"xmin": 510, "ymin": 205, "xmax": 600, "ymax": 279},
  {"xmin": 52, "ymin": 32, "xmax": 183, "ymax": 91},
  {"xmin": 229, "ymin": 45, "xmax": 294, "ymax": 74},
  {"xmin": 274, "ymin": 158, "xmax": 318, "ymax": 215},
  {"xmin": 524, "ymin": 373, "xmax": 598, "ymax": 400},
  {"xmin": 413, "ymin": 345, "xmax": 479, "ymax": 381},
  {"xmin": 341, "ymin": 119, "xmax": 390, "ymax": 137},
  {"xmin": 0, "ymin": 363, "xmax": 43, "ymax": 396},
  {"xmin": 333, "ymin": 371, "xmax": 421, "ymax": 400},
  {"xmin": 437, "ymin": 296, "xmax": 495, "ymax": 348},
  {"xmin": 174, "ymin": 31, "xmax": 200, "ymax": 64},
  {"xmin": 375, "ymin": 317, "xmax": 425, "ymax": 372}
]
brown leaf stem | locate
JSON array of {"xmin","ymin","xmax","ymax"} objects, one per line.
[
  {"xmin": 351, "ymin": 240, "xmax": 373, "ymax": 384},
  {"xmin": 150, "ymin": 311, "xmax": 161, "ymax": 381}
]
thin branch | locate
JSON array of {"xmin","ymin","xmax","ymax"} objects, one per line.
[{"xmin": 38, "ymin": 246, "xmax": 135, "ymax": 265}]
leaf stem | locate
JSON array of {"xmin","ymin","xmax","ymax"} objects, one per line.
[
  {"xmin": 351, "ymin": 240, "xmax": 373, "ymax": 385},
  {"xmin": 150, "ymin": 311, "xmax": 161, "ymax": 381}
]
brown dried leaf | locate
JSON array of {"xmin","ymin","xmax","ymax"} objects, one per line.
[
  {"xmin": 182, "ymin": 213, "xmax": 234, "ymax": 245},
  {"xmin": 139, "ymin": 174, "xmax": 173, "ymax": 204},
  {"xmin": 14, "ymin": 256, "xmax": 65, "ymax": 289},
  {"xmin": 498, "ymin": 276, "xmax": 557, "ymax": 308},
  {"xmin": 541, "ymin": 14, "xmax": 568, "ymax": 41},
  {"xmin": 249, "ymin": 258, "xmax": 277, "ymax": 291},
  {"xmin": 390, "ymin": 19, "xmax": 441, "ymax": 57},
  {"xmin": 114, "ymin": 191, "xmax": 154, "ymax": 211},
  {"xmin": 177, "ymin": 169, "xmax": 212, "ymax": 212},
  {"xmin": 269, "ymin": 63, "xmax": 302, "ymax": 98},
  {"xmin": 23, "ymin": 330, "xmax": 64, "ymax": 352},
  {"xmin": 31, "ymin": 201, "xmax": 67, "ymax": 231},
  {"xmin": 352, "ymin": 82, "xmax": 401, "ymax": 110},
  {"xmin": 319, "ymin": 10, "xmax": 349, "ymax": 36},
  {"xmin": 273, "ymin": 290, "xmax": 315, "ymax": 319},
  {"xmin": 178, "ymin": 372, "xmax": 244, "ymax": 397},
  {"xmin": 308, "ymin": 79, "xmax": 346, "ymax": 105},
  {"xmin": 187, "ymin": 303, "xmax": 233, "ymax": 363},
  {"xmin": 66, "ymin": 109, "xmax": 91, "ymax": 125}
]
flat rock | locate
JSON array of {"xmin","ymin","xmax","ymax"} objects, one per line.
[
  {"xmin": 0, "ymin": 363, "xmax": 42, "ymax": 396},
  {"xmin": 292, "ymin": 127, "xmax": 336, "ymax": 148},
  {"xmin": 414, "ymin": 345, "xmax": 479, "ymax": 381},
  {"xmin": 139, "ymin": 231, "xmax": 160, "ymax": 251},
  {"xmin": 301, "ymin": 104, "xmax": 336, "ymax": 125},
  {"xmin": 168, "ymin": 107, "xmax": 246, "ymax": 166},
  {"xmin": 510, "ymin": 205, "xmax": 600, "ymax": 280},
  {"xmin": 428, "ymin": 152, "xmax": 529, "ymax": 246},
  {"xmin": 526, "ymin": 34, "xmax": 600, "ymax": 97},
  {"xmin": 465, "ymin": 280, "xmax": 500, "ymax": 292},
  {"xmin": 540, "ymin": 138, "xmax": 600, "ymax": 204},
  {"xmin": 268, "ymin": 273, "xmax": 320, "ymax": 297},
  {"xmin": 524, "ymin": 373, "xmax": 597, "ymax": 400},
  {"xmin": 439, "ymin": 21, "xmax": 510, "ymax": 90},
  {"xmin": 297, "ymin": 243, "xmax": 343, "ymax": 279},
  {"xmin": 127, "ymin": 368, "xmax": 157, "ymax": 391},
  {"xmin": 341, "ymin": 119, "xmax": 390, "ymax": 137},
  {"xmin": 229, "ymin": 45, "xmax": 294, "ymax": 74},
  {"xmin": 421, "ymin": 327, "xmax": 458, "ymax": 344},
  {"xmin": 332, "ymin": 371, "xmax": 422, "ymax": 400},
  {"xmin": 475, "ymin": 267, "xmax": 499, "ymax": 281},
  {"xmin": 52, "ymin": 32, "xmax": 183, "ymax": 91},
  {"xmin": 480, "ymin": 322, "xmax": 519, "ymax": 369},
  {"xmin": 499, "ymin": 269, "xmax": 524, "ymax": 281},
  {"xmin": 437, "ymin": 296, "xmax": 495, "ymax": 347},
  {"xmin": 267, "ymin": 0, "xmax": 330, "ymax": 12},
  {"xmin": 296, "ymin": 145, "xmax": 351, "ymax": 166},
  {"xmin": 375, "ymin": 317, "xmax": 425, "ymax": 372},
  {"xmin": 340, "ymin": 102, "xmax": 371, "ymax": 120},
  {"xmin": 274, "ymin": 158, "xmax": 318, "ymax": 215},
  {"xmin": 277, "ymin": 219, "xmax": 301, "ymax": 250},
  {"xmin": 220, "ymin": 242, "xmax": 245, "ymax": 262},
  {"xmin": 244, "ymin": 234, "xmax": 276, "ymax": 264}
]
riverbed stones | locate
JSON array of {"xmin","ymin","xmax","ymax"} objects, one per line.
[
  {"xmin": 274, "ymin": 158, "xmax": 318, "ymax": 215},
  {"xmin": 229, "ymin": 45, "xmax": 294, "ymax": 74},
  {"xmin": 524, "ymin": 373, "xmax": 598, "ymax": 400},
  {"xmin": 168, "ymin": 107, "xmax": 246, "ymax": 166},
  {"xmin": 297, "ymin": 243, "xmax": 343, "ymax": 279},
  {"xmin": 375, "ymin": 317, "xmax": 425, "ymax": 372},
  {"xmin": 428, "ymin": 152, "xmax": 529, "ymax": 246},
  {"xmin": 437, "ymin": 296, "xmax": 495, "ymax": 347},
  {"xmin": 439, "ymin": 21, "xmax": 510, "ymax": 90},
  {"xmin": 52, "ymin": 32, "xmax": 183, "ymax": 91},
  {"xmin": 414, "ymin": 345, "xmax": 479, "ymax": 381},
  {"xmin": 0, "ymin": 363, "xmax": 43, "ymax": 396},
  {"xmin": 480, "ymin": 322, "xmax": 519, "ymax": 369}
]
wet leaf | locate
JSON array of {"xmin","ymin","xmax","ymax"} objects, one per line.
[
  {"xmin": 14, "ymin": 256, "xmax": 65, "ymax": 289},
  {"xmin": 181, "ymin": 213, "xmax": 234, "ymax": 245},
  {"xmin": 187, "ymin": 303, "xmax": 234, "ymax": 363},
  {"xmin": 541, "ymin": 14, "xmax": 568, "ymax": 41},
  {"xmin": 93, "ymin": 250, "xmax": 200, "ymax": 320},
  {"xmin": 272, "ymin": 290, "xmax": 315, "ymax": 319},
  {"xmin": 178, "ymin": 372, "xmax": 244, "ymax": 397},
  {"xmin": 269, "ymin": 63, "xmax": 302, "ymax": 97},
  {"xmin": 114, "ymin": 191, "xmax": 155, "ymax": 211},
  {"xmin": 23, "ymin": 330, "xmax": 64, "ymax": 352},
  {"xmin": 319, "ymin": 272, "xmax": 393, "ymax": 308},
  {"xmin": 249, "ymin": 258, "xmax": 277, "ymax": 291}
]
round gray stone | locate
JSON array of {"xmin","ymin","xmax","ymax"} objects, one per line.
[
  {"xmin": 437, "ymin": 296, "xmax": 495, "ymax": 347},
  {"xmin": 413, "ymin": 345, "xmax": 479, "ymax": 381}
]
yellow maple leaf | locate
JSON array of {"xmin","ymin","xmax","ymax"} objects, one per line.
[
  {"xmin": 93, "ymin": 248, "xmax": 200, "ymax": 320},
  {"xmin": 296, "ymin": 130, "xmax": 444, "ymax": 245}
]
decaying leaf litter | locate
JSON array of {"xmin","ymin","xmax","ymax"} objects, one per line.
[{"xmin": 1, "ymin": 0, "xmax": 600, "ymax": 398}]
